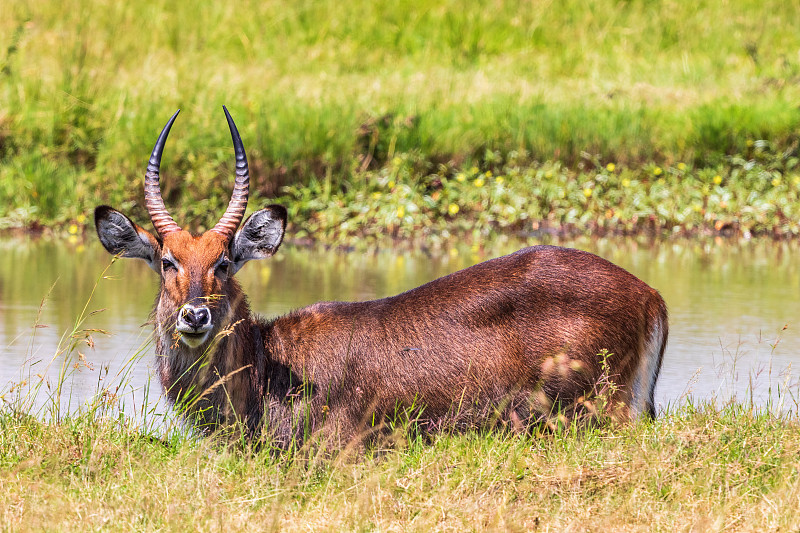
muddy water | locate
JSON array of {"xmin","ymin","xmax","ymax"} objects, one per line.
[{"xmin": 2, "ymin": 236, "xmax": 800, "ymax": 420}]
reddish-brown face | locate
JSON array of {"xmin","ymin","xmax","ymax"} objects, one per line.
[
  {"xmin": 158, "ymin": 230, "xmax": 234, "ymax": 348},
  {"xmin": 95, "ymin": 203, "xmax": 287, "ymax": 350}
]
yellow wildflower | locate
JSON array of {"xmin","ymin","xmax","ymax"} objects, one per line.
[
  {"xmin": 621, "ymin": 178, "xmax": 631, "ymax": 187},
  {"xmin": 448, "ymin": 203, "xmax": 459, "ymax": 215},
  {"xmin": 387, "ymin": 180, "xmax": 396, "ymax": 189},
  {"xmin": 484, "ymin": 170, "xmax": 492, "ymax": 178},
  {"xmin": 260, "ymin": 266, "xmax": 272, "ymax": 284},
  {"xmin": 456, "ymin": 173, "xmax": 466, "ymax": 182},
  {"xmin": 396, "ymin": 206, "xmax": 405, "ymax": 218},
  {"xmin": 772, "ymin": 177, "xmax": 781, "ymax": 187},
  {"xmin": 495, "ymin": 176, "xmax": 504, "ymax": 185},
  {"xmin": 68, "ymin": 224, "xmax": 78, "ymax": 235},
  {"xmin": 677, "ymin": 163, "xmax": 686, "ymax": 171},
  {"xmin": 606, "ymin": 163, "xmax": 615, "ymax": 172},
  {"xmin": 713, "ymin": 175, "xmax": 722, "ymax": 185},
  {"xmin": 583, "ymin": 188, "xmax": 593, "ymax": 198},
  {"xmin": 76, "ymin": 213, "xmax": 87, "ymax": 224},
  {"xmin": 474, "ymin": 178, "xmax": 485, "ymax": 188},
  {"xmin": 653, "ymin": 167, "xmax": 662, "ymax": 176}
]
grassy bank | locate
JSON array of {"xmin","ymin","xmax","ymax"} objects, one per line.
[
  {"xmin": 2, "ymin": 402, "xmax": 800, "ymax": 531},
  {"xmin": 283, "ymin": 143, "xmax": 800, "ymax": 248},
  {"xmin": 1, "ymin": 0, "xmax": 799, "ymax": 238}
]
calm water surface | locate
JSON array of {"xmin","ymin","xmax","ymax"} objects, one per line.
[{"xmin": 2, "ymin": 236, "xmax": 800, "ymax": 420}]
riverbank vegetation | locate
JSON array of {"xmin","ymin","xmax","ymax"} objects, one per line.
[{"xmin": 1, "ymin": 0, "xmax": 799, "ymax": 243}]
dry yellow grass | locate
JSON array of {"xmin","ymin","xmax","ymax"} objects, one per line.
[{"xmin": 2, "ymin": 402, "xmax": 800, "ymax": 531}]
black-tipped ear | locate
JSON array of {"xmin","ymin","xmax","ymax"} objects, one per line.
[
  {"xmin": 95, "ymin": 205, "xmax": 160, "ymax": 273},
  {"xmin": 229, "ymin": 205, "xmax": 287, "ymax": 274}
]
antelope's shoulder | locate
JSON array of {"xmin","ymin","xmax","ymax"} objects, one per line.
[{"xmin": 273, "ymin": 300, "xmax": 382, "ymax": 334}]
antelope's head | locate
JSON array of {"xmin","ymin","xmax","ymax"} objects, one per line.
[{"xmin": 95, "ymin": 108, "xmax": 286, "ymax": 349}]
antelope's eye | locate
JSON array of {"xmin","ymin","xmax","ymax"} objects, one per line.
[
  {"xmin": 162, "ymin": 258, "xmax": 176, "ymax": 272},
  {"xmin": 216, "ymin": 258, "xmax": 230, "ymax": 273}
]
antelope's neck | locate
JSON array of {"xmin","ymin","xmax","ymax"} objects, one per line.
[{"xmin": 154, "ymin": 299, "xmax": 266, "ymax": 431}]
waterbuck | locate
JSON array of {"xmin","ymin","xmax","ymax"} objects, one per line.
[{"xmin": 95, "ymin": 108, "xmax": 667, "ymax": 447}]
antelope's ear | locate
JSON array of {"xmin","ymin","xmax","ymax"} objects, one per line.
[
  {"xmin": 229, "ymin": 205, "xmax": 287, "ymax": 274},
  {"xmin": 94, "ymin": 205, "xmax": 160, "ymax": 273}
]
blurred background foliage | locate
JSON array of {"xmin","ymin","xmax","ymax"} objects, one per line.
[{"xmin": 0, "ymin": 0, "xmax": 798, "ymax": 241}]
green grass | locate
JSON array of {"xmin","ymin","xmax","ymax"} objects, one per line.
[
  {"xmin": 3, "ymin": 401, "xmax": 800, "ymax": 531},
  {"xmin": 1, "ymin": 0, "xmax": 799, "ymax": 234}
]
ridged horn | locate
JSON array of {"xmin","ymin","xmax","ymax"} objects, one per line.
[
  {"xmin": 210, "ymin": 105, "xmax": 250, "ymax": 241},
  {"xmin": 144, "ymin": 110, "xmax": 182, "ymax": 237}
]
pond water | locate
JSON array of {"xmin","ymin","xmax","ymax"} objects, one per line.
[{"xmin": 2, "ymin": 235, "xmax": 800, "ymax": 423}]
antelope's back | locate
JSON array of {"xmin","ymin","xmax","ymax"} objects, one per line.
[{"xmin": 271, "ymin": 245, "xmax": 666, "ymax": 417}]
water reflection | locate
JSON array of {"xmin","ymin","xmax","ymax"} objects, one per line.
[{"xmin": 1, "ymin": 235, "xmax": 799, "ymax": 419}]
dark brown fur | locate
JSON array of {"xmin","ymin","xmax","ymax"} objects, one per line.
[{"xmin": 152, "ymin": 244, "xmax": 667, "ymax": 446}]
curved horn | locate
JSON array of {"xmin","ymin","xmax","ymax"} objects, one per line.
[
  {"xmin": 210, "ymin": 105, "xmax": 250, "ymax": 240},
  {"xmin": 144, "ymin": 110, "xmax": 182, "ymax": 237}
]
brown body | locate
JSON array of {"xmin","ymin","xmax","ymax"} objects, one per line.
[{"xmin": 95, "ymin": 109, "xmax": 668, "ymax": 447}]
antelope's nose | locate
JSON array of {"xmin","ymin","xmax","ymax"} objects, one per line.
[{"xmin": 178, "ymin": 305, "xmax": 212, "ymax": 332}]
